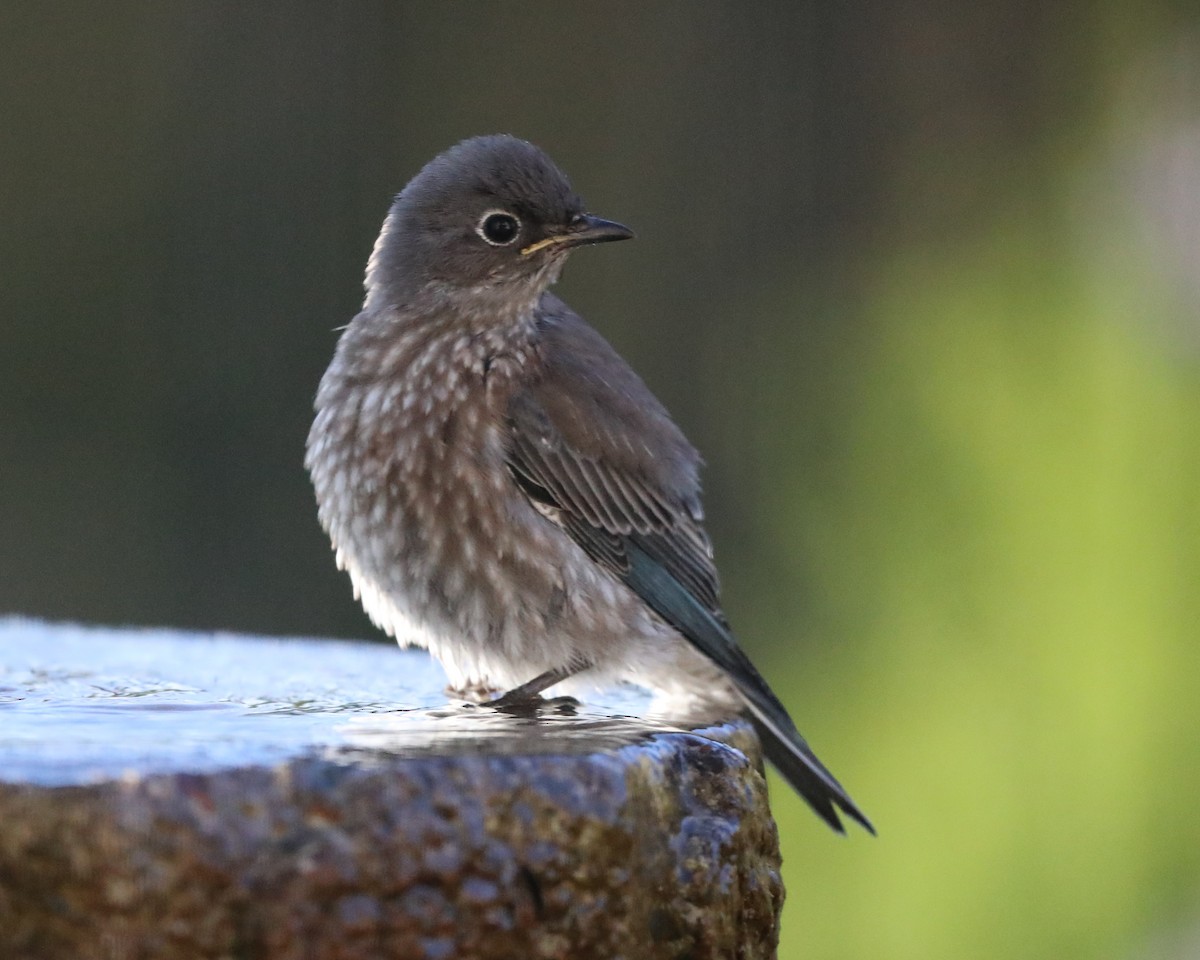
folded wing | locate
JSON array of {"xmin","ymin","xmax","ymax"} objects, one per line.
[{"xmin": 505, "ymin": 294, "xmax": 873, "ymax": 834}]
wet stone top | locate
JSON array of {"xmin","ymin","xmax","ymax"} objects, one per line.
[
  {"xmin": 0, "ymin": 618, "xmax": 784, "ymax": 960},
  {"xmin": 0, "ymin": 616, "xmax": 663, "ymax": 785}
]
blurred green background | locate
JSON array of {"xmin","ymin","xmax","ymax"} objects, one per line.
[{"xmin": 4, "ymin": 3, "xmax": 1199, "ymax": 957}]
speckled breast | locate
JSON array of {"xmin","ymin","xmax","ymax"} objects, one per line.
[{"xmin": 307, "ymin": 312, "xmax": 619, "ymax": 688}]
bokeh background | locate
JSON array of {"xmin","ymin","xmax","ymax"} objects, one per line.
[{"xmin": 4, "ymin": 3, "xmax": 1200, "ymax": 957}]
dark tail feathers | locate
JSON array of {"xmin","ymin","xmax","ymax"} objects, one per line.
[{"xmin": 746, "ymin": 706, "xmax": 875, "ymax": 836}]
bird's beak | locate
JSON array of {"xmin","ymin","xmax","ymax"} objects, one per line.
[{"xmin": 521, "ymin": 215, "xmax": 635, "ymax": 256}]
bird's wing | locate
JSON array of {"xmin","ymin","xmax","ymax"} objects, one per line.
[{"xmin": 504, "ymin": 295, "xmax": 873, "ymax": 834}]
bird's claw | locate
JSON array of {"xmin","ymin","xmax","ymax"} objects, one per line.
[{"xmin": 489, "ymin": 691, "xmax": 580, "ymax": 717}]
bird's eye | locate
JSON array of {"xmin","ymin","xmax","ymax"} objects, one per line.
[{"xmin": 477, "ymin": 212, "xmax": 521, "ymax": 246}]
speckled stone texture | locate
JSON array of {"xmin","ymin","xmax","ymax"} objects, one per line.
[
  {"xmin": 0, "ymin": 733, "xmax": 781, "ymax": 960},
  {"xmin": 0, "ymin": 623, "xmax": 783, "ymax": 959}
]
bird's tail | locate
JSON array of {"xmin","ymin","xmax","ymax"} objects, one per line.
[
  {"xmin": 744, "ymin": 699, "xmax": 874, "ymax": 835},
  {"xmin": 621, "ymin": 542, "xmax": 872, "ymax": 833}
]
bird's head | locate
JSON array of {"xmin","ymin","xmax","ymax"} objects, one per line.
[{"xmin": 366, "ymin": 135, "xmax": 633, "ymax": 313}]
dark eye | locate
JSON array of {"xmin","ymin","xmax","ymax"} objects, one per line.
[{"xmin": 477, "ymin": 211, "xmax": 520, "ymax": 246}]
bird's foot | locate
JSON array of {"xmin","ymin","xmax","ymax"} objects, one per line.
[
  {"xmin": 489, "ymin": 689, "xmax": 580, "ymax": 718},
  {"xmin": 445, "ymin": 680, "xmax": 502, "ymax": 703}
]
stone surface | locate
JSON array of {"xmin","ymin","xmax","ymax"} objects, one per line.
[{"xmin": 0, "ymin": 618, "xmax": 783, "ymax": 959}]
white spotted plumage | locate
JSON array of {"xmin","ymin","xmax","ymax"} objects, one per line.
[{"xmin": 306, "ymin": 304, "xmax": 701, "ymax": 698}]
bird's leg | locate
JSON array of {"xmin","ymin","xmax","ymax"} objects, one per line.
[
  {"xmin": 489, "ymin": 662, "xmax": 589, "ymax": 715},
  {"xmin": 493, "ymin": 665, "xmax": 576, "ymax": 701}
]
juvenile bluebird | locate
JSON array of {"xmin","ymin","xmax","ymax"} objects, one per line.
[{"xmin": 306, "ymin": 135, "xmax": 872, "ymax": 834}]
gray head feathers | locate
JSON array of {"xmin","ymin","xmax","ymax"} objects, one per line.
[{"xmin": 366, "ymin": 135, "xmax": 588, "ymax": 306}]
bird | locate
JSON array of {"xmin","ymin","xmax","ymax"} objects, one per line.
[{"xmin": 305, "ymin": 135, "xmax": 873, "ymax": 834}]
